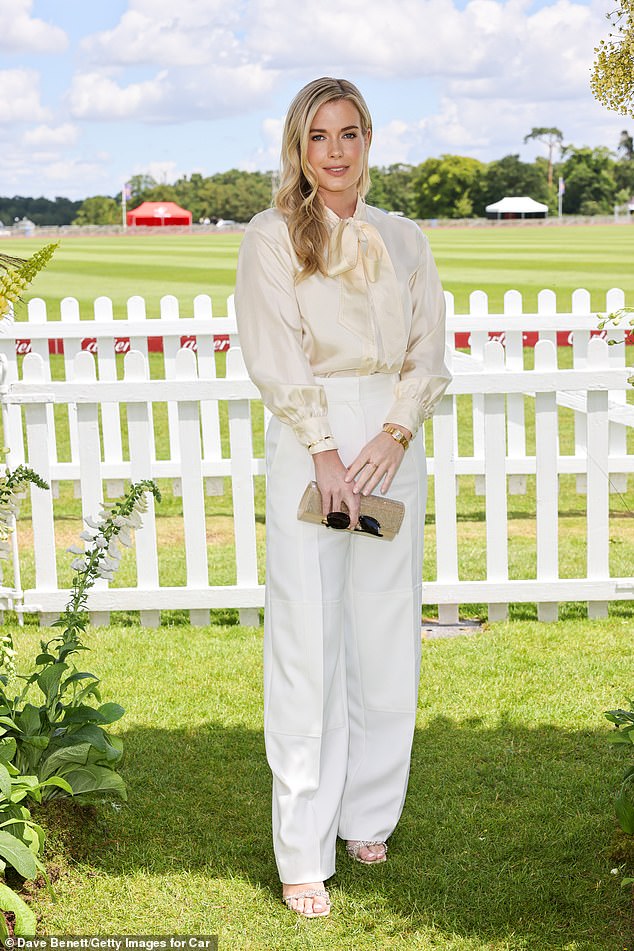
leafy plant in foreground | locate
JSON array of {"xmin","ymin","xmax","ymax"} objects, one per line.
[
  {"xmin": 605, "ymin": 703, "xmax": 634, "ymax": 834},
  {"xmin": 0, "ymin": 479, "xmax": 161, "ymax": 803}
]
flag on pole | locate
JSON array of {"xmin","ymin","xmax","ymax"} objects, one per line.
[
  {"xmin": 558, "ymin": 176, "xmax": 565, "ymax": 196},
  {"xmin": 123, "ymin": 182, "xmax": 132, "ymax": 201}
]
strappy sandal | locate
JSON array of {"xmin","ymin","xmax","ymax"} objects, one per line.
[
  {"xmin": 345, "ymin": 840, "xmax": 388, "ymax": 865},
  {"xmin": 282, "ymin": 888, "xmax": 331, "ymax": 918}
]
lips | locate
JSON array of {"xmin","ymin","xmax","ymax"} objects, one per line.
[{"xmin": 324, "ymin": 166, "xmax": 349, "ymax": 175}]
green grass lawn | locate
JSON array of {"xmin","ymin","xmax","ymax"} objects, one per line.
[
  {"xmin": 3, "ymin": 222, "xmax": 634, "ymax": 317},
  {"xmin": 2, "ymin": 224, "xmax": 634, "ymax": 945},
  {"xmin": 7, "ymin": 615, "xmax": 633, "ymax": 949}
]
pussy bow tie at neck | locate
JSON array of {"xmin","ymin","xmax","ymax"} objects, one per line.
[{"xmin": 326, "ymin": 216, "xmax": 403, "ymax": 350}]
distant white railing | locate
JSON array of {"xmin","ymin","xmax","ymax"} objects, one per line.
[{"xmin": 0, "ymin": 287, "xmax": 631, "ymax": 626}]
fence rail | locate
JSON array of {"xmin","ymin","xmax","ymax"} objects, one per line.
[{"xmin": 0, "ymin": 287, "xmax": 632, "ymax": 626}]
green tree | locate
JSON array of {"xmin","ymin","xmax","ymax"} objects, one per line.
[
  {"xmin": 127, "ymin": 174, "xmax": 158, "ymax": 204},
  {"xmin": 523, "ymin": 128, "xmax": 564, "ymax": 189},
  {"xmin": 479, "ymin": 154, "xmax": 550, "ymax": 209},
  {"xmin": 618, "ymin": 128, "xmax": 634, "ymax": 159},
  {"xmin": 74, "ymin": 196, "xmax": 120, "ymax": 225},
  {"xmin": 367, "ymin": 164, "xmax": 417, "ymax": 217},
  {"xmin": 412, "ymin": 155, "xmax": 485, "ymax": 219},
  {"xmin": 591, "ymin": 0, "xmax": 634, "ymax": 117},
  {"xmin": 559, "ymin": 146, "xmax": 618, "ymax": 213}
]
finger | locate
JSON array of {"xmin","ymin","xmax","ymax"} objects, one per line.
[{"xmin": 345, "ymin": 454, "xmax": 368, "ymax": 483}]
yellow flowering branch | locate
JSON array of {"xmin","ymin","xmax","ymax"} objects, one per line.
[
  {"xmin": 591, "ymin": 0, "xmax": 634, "ymax": 117},
  {"xmin": 0, "ymin": 243, "xmax": 58, "ymax": 319}
]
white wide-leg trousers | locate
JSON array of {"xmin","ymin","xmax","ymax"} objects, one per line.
[{"xmin": 264, "ymin": 373, "xmax": 426, "ymax": 884}]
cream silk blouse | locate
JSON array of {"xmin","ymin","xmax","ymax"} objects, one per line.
[{"xmin": 234, "ymin": 199, "xmax": 451, "ymax": 454}]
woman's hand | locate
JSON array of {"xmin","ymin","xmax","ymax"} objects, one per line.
[
  {"xmin": 313, "ymin": 449, "xmax": 361, "ymax": 527},
  {"xmin": 345, "ymin": 426, "xmax": 411, "ymax": 496}
]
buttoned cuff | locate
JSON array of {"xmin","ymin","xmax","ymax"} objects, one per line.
[
  {"xmin": 384, "ymin": 398, "xmax": 432, "ymax": 439},
  {"xmin": 291, "ymin": 415, "xmax": 339, "ymax": 454}
]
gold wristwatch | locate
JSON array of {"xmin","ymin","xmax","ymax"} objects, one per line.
[{"xmin": 382, "ymin": 424, "xmax": 410, "ymax": 451}]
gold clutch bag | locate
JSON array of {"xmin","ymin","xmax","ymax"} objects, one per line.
[{"xmin": 297, "ymin": 481, "xmax": 405, "ymax": 541}]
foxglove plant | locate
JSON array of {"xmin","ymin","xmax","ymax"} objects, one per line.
[{"xmin": 0, "ymin": 480, "xmax": 161, "ymax": 803}]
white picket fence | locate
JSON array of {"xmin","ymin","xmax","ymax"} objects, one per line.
[{"xmin": 0, "ymin": 287, "xmax": 632, "ymax": 627}]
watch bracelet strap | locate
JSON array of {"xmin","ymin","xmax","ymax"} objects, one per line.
[{"xmin": 382, "ymin": 424, "xmax": 410, "ymax": 450}]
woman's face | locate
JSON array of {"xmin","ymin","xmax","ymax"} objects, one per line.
[{"xmin": 305, "ymin": 98, "xmax": 370, "ymax": 213}]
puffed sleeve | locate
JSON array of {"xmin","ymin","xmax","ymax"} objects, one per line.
[
  {"xmin": 385, "ymin": 228, "xmax": 452, "ymax": 435},
  {"xmin": 234, "ymin": 219, "xmax": 337, "ymax": 454}
]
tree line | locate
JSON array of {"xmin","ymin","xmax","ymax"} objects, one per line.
[{"xmin": 2, "ymin": 130, "xmax": 633, "ymax": 227}]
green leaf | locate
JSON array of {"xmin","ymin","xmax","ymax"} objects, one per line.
[
  {"xmin": 616, "ymin": 787, "xmax": 634, "ymax": 834},
  {"xmin": 0, "ymin": 762, "xmax": 12, "ymax": 800},
  {"xmin": 0, "ymin": 738, "xmax": 17, "ymax": 764},
  {"xmin": 39, "ymin": 776, "xmax": 73, "ymax": 795},
  {"xmin": 37, "ymin": 663, "xmax": 68, "ymax": 703},
  {"xmin": 0, "ymin": 716, "xmax": 20, "ymax": 732},
  {"xmin": 0, "ymin": 830, "xmax": 38, "ymax": 878},
  {"xmin": 56, "ymin": 765, "xmax": 127, "ymax": 803},
  {"xmin": 97, "ymin": 702, "xmax": 125, "ymax": 724},
  {"xmin": 22, "ymin": 736, "xmax": 49, "ymax": 751},
  {"xmin": 40, "ymin": 742, "xmax": 92, "ymax": 779},
  {"xmin": 17, "ymin": 705, "xmax": 40, "ymax": 736},
  {"xmin": 35, "ymin": 653, "xmax": 56, "ymax": 665},
  {"xmin": 0, "ymin": 881, "xmax": 37, "ymax": 936}
]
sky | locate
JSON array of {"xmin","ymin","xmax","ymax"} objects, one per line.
[{"xmin": 0, "ymin": 0, "xmax": 628, "ymax": 200}]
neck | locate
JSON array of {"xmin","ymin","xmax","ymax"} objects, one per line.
[{"xmin": 319, "ymin": 190, "xmax": 358, "ymax": 220}]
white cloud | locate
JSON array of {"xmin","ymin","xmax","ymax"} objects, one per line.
[
  {"xmin": 68, "ymin": 70, "xmax": 170, "ymax": 121},
  {"xmin": 23, "ymin": 123, "xmax": 80, "ymax": 147},
  {"xmin": 68, "ymin": 65, "xmax": 277, "ymax": 122},
  {"xmin": 0, "ymin": 0, "xmax": 67, "ymax": 53},
  {"xmin": 133, "ymin": 160, "xmax": 181, "ymax": 183},
  {"xmin": 0, "ymin": 138, "xmax": 113, "ymax": 199},
  {"xmin": 242, "ymin": 117, "xmax": 284, "ymax": 171},
  {"xmin": 80, "ymin": 0, "xmax": 242, "ymax": 67},
  {"xmin": 0, "ymin": 70, "xmax": 50, "ymax": 123}
]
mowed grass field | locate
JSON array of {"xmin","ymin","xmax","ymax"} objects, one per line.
[
  {"xmin": 2, "ymin": 224, "xmax": 634, "ymax": 946},
  {"xmin": 3, "ymin": 221, "xmax": 634, "ymax": 317}
]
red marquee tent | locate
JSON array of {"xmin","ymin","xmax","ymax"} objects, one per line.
[{"xmin": 127, "ymin": 201, "xmax": 192, "ymax": 227}]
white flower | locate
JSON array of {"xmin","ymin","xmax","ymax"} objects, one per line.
[
  {"xmin": 118, "ymin": 528, "xmax": 132, "ymax": 548},
  {"xmin": 107, "ymin": 538, "xmax": 120, "ymax": 558},
  {"xmin": 80, "ymin": 530, "xmax": 95, "ymax": 542},
  {"xmin": 66, "ymin": 545, "xmax": 84, "ymax": 555},
  {"xmin": 112, "ymin": 515, "xmax": 130, "ymax": 528},
  {"xmin": 83, "ymin": 515, "xmax": 102, "ymax": 530},
  {"xmin": 94, "ymin": 534, "xmax": 107, "ymax": 549},
  {"xmin": 71, "ymin": 557, "xmax": 88, "ymax": 571},
  {"xmin": 97, "ymin": 568, "xmax": 115, "ymax": 581}
]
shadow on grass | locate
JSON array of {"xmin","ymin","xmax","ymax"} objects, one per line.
[{"xmin": 47, "ymin": 715, "xmax": 630, "ymax": 948}]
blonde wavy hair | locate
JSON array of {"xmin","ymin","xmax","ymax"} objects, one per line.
[{"xmin": 275, "ymin": 77, "xmax": 372, "ymax": 279}]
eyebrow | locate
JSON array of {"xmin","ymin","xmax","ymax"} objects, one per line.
[{"xmin": 309, "ymin": 125, "xmax": 360, "ymax": 133}]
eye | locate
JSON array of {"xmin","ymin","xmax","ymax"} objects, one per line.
[
  {"xmin": 310, "ymin": 134, "xmax": 326, "ymax": 141},
  {"xmin": 343, "ymin": 132, "xmax": 357, "ymax": 139}
]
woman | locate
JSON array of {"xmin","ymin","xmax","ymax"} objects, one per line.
[{"xmin": 234, "ymin": 77, "xmax": 451, "ymax": 918}]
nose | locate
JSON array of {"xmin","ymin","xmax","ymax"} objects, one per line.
[{"xmin": 329, "ymin": 139, "xmax": 343, "ymax": 158}]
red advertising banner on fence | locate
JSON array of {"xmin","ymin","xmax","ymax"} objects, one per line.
[{"xmin": 16, "ymin": 336, "xmax": 232, "ymax": 356}]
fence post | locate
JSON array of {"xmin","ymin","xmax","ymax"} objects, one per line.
[
  {"xmin": 73, "ymin": 351, "xmax": 110, "ymax": 627},
  {"xmin": 124, "ymin": 350, "xmax": 161, "ymax": 628},
  {"xmin": 504, "ymin": 289, "xmax": 527, "ymax": 495},
  {"xmin": 605, "ymin": 288, "xmax": 627, "ymax": 493},
  {"xmin": 586, "ymin": 337, "xmax": 610, "ymax": 619},
  {"xmin": 571, "ymin": 288, "xmax": 591, "ymax": 494},
  {"xmin": 94, "ymin": 296, "xmax": 125, "ymax": 498},
  {"xmin": 432, "ymin": 393, "xmax": 459, "ymax": 624},
  {"xmin": 22, "ymin": 353, "xmax": 58, "ymax": 626},
  {"xmin": 227, "ymin": 344, "xmax": 260, "ymax": 628},
  {"xmin": 469, "ymin": 290, "xmax": 488, "ymax": 496},
  {"xmin": 174, "ymin": 348, "xmax": 210, "ymax": 627},
  {"xmin": 483, "ymin": 341, "xmax": 508, "ymax": 621},
  {"xmin": 194, "ymin": 294, "xmax": 224, "ymax": 497},
  {"xmin": 534, "ymin": 340, "xmax": 559, "ymax": 621}
]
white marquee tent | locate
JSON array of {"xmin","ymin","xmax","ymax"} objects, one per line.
[{"xmin": 485, "ymin": 196, "xmax": 549, "ymax": 219}]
